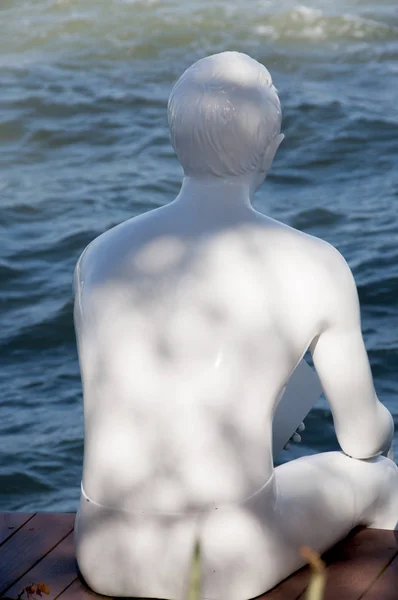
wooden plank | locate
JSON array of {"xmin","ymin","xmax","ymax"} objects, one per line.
[
  {"xmin": 361, "ymin": 550, "xmax": 398, "ymax": 600},
  {"xmin": 63, "ymin": 568, "xmax": 311, "ymax": 600},
  {"xmin": 57, "ymin": 578, "xmax": 109, "ymax": 599},
  {"xmin": 0, "ymin": 513, "xmax": 395, "ymax": 600},
  {"xmin": 263, "ymin": 528, "xmax": 398, "ymax": 600},
  {"xmin": 3, "ymin": 531, "xmax": 77, "ymax": 600},
  {"xmin": 259, "ymin": 565, "xmax": 311, "ymax": 600},
  {"xmin": 0, "ymin": 513, "xmax": 75, "ymax": 596},
  {"xmin": 0, "ymin": 513, "xmax": 35, "ymax": 546},
  {"xmin": 297, "ymin": 528, "xmax": 398, "ymax": 600},
  {"xmin": 63, "ymin": 572, "xmax": 308, "ymax": 600}
]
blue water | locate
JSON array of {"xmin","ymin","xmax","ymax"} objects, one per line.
[{"xmin": 1, "ymin": 0, "xmax": 397, "ymax": 511}]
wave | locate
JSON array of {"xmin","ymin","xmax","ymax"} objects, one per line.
[
  {"xmin": 255, "ymin": 5, "xmax": 398, "ymax": 43},
  {"xmin": 0, "ymin": 262, "xmax": 25, "ymax": 284},
  {"xmin": 368, "ymin": 346, "xmax": 398, "ymax": 380},
  {"xmin": 358, "ymin": 275, "xmax": 398, "ymax": 307},
  {"xmin": 290, "ymin": 208, "xmax": 344, "ymax": 230},
  {"xmin": 2, "ymin": 300, "xmax": 75, "ymax": 355},
  {"xmin": 0, "ymin": 470, "xmax": 54, "ymax": 496},
  {"xmin": 0, "ymin": 1, "xmax": 397, "ymax": 63}
]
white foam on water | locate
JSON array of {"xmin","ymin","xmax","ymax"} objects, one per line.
[
  {"xmin": 254, "ymin": 24, "xmax": 277, "ymax": 39},
  {"xmin": 0, "ymin": 0, "xmax": 397, "ymax": 63},
  {"xmin": 293, "ymin": 5, "xmax": 323, "ymax": 21},
  {"xmin": 253, "ymin": 3, "xmax": 397, "ymax": 43},
  {"xmin": 118, "ymin": 0, "xmax": 159, "ymax": 5}
]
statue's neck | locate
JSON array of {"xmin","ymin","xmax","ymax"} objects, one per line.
[{"xmin": 174, "ymin": 176, "xmax": 255, "ymax": 215}]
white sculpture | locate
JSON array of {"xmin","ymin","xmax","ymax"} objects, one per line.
[{"xmin": 74, "ymin": 52, "xmax": 398, "ymax": 600}]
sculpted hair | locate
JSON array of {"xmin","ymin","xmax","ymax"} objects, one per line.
[{"xmin": 168, "ymin": 51, "xmax": 282, "ymax": 178}]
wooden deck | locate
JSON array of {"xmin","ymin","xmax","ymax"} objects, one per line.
[{"xmin": 0, "ymin": 513, "xmax": 397, "ymax": 599}]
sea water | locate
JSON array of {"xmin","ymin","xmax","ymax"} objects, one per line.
[{"xmin": 0, "ymin": 0, "xmax": 397, "ymax": 511}]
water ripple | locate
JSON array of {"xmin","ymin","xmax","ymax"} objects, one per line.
[{"xmin": 1, "ymin": 0, "xmax": 397, "ymax": 511}]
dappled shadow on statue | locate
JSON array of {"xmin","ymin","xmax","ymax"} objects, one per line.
[{"xmin": 73, "ymin": 51, "xmax": 398, "ymax": 599}]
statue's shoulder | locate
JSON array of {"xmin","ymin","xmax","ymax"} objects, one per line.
[
  {"xmin": 279, "ymin": 219, "xmax": 346, "ymax": 265},
  {"xmin": 73, "ymin": 204, "xmax": 171, "ymax": 291},
  {"xmin": 267, "ymin": 218, "xmax": 353, "ymax": 286},
  {"xmin": 299, "ymin": 229, "xmax": 351, "ymax": 280},
  {"xmin": 286, "ymin": 223, "xmax": 356, "ymax": 297}
]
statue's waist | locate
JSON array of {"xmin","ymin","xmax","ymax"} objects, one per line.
[{"xmin": 80, "ymin": 473, "xmax": 276, "ymax": 516}]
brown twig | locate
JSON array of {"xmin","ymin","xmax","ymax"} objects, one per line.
[{"xmin": 300, "ymin": 546, "xmax": 326, "ymax": 600}]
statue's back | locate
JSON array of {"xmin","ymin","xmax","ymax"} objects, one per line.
[{"xmin": 75, "ymin": 203, "xmax": 324, "ymax": 515}]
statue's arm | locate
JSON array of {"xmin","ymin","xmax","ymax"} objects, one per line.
[
  {"xmin": 310, "ymin": 246, "xmax": 394, "ymax": 459},
  {"xmin": 73, "ymin": 243, "xmax": 91, "ymax": 337},
  {"xmin": 73, "ymin": 253, "xmax": 84, "ymax": 344}
]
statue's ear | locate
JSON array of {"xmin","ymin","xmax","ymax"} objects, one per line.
[{"xmin": 262, "ymin": 133, "xmax": 284, "ymax": 173}]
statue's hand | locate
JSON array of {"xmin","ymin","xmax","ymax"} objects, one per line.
[{"xmin": 283, "ymin": 422, "xmax": 305, "ymax": 450}]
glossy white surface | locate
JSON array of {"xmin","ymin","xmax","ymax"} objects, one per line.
[
  {"xmin": 74, "ymin": 52, "xmax": 397, "ymax": 599},
  {"xmin": 272, "ymin": 359, "xmax": 321, "ymax": 457}
]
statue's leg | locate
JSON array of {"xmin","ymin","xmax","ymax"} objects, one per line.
[
  {"xmin": 200, "ymin": 451, "xmax": 398, "ymax": 600},
  {"xmin": 262, "ymin": 451, "xmax": 398, "ymax": 590},
  {"xmin": 274, "ymin": 451, "xmax": 398, "ymax": 535},
  {"xmin": 74, "ymin": 453, "xmax": 397, "ymax": 599}
]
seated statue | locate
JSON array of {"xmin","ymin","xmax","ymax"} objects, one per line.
[{"xmin": 73, "ymin": 51, "xmax": 398, "ymax": 600}]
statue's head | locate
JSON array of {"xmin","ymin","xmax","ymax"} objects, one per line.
[{"xmin": 168, "ymin": 51, "xmax": 283, "ymax": 183}]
